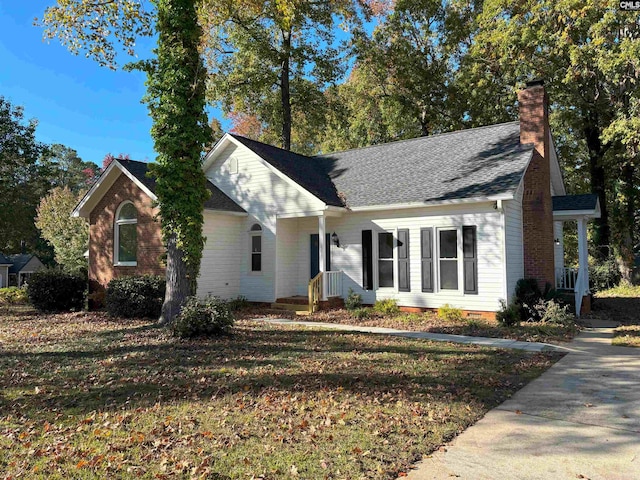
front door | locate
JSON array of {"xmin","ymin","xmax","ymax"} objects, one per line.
[{"xmin": 310, "ymin": 234, "xmax": 331, "ymax": 279}]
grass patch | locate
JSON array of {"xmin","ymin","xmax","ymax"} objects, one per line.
[
  {"xmin": 613, "ymin": 325, "xmax": 640, "ymax": 347},
  {"xmin": 595, "ymin": 283, "xmax": 640, "ymax": 298},
  {"xmin": 0, "ymin": 306, "xmax": 561, "ymax": 479},
  {"xmin": 302, "ymin": 309, "xmax": 578, "ymax": 344}
]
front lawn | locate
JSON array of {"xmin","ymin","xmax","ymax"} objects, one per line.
[
  {"xmin": 244, "ymin": 308, "xmax": 578, "ymax": 344},
  {"xmin": 0, "ymin": 306, "xmax": 560, "ymax": 479},
  {"xmin": 613, "ymin": 325, "xmax": 640, "ymax": 347}
]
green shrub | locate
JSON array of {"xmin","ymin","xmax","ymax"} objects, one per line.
[
  {"xmin": 533, "ymin": 299, "xmax": 574, "ymax": 325},
  {"xmin": 0, "ymin": 287, "xmax": 29, "ymax": 305},
  {"xmin": 373, "ymin": 298, "xmax": 400, "ymax": 316},
  {"xmin": 589, "ymin": 257, "xmax": 621, "ymax": 292},
  {"xmin": 351, "ymin": 307, "xmax": 370, "ymax": 320},
  {"xmin": 344, "ymin": 288, "xmax": 363, "ymax": 310},
  {"xmin": 105, "ymin": 275, "xmax": 165, "ymax": 319},
  {"xmin": 437, "ymin": 304, "xmax": 464, "ymax": 322},
  {"xmin": 27, "ymin": 269, "xmax": 86, "ymax": 312},
  {"xmin": 227, "ymin": 295, "xmax": 250, "ymax": 312},
  {"xmin": 496, "ymin": 299, "xmax": 520, "ymax": 327},
  {"xmin": 172, "ymin": 296, "xmax": 234, "ymax": 338}
]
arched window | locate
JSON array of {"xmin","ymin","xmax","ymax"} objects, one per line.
[
  {"xmin": 249, "ymin": 223, "xmax": 262, "ymax": 272},
  {"xmin": 115, "ymin": 201, "xmax": 137, "ymax": 265}
]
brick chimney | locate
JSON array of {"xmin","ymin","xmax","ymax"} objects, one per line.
[{"xmin": 518, "ymin": 80, "xmax": 556, "ymax": 289}]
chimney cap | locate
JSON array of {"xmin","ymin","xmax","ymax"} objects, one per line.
[{"xmin": 525, "ymin": 78, "xmax": 545, "ymax": 88}]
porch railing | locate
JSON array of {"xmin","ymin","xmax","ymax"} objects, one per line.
[
  {"xmin": 308, "ymin": 272, "xmax": 322, "ymax": 313},
  {"xmin": 555, "ymin": 267, "xmax": 578, "ymax": 291},
  {"xmin": 325, "ymin": 271, "xmax": 343, "ymax": 298}
]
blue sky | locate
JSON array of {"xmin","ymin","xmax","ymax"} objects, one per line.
[{"xmin": 0, "ymin": 1, "xmax": 226, "ymax": 165}]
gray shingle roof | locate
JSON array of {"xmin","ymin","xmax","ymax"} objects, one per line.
[
  {"xmin": 8, "ymin": 254, "xmax": 33, "ymax": 274},
  {"xmin": 230, "ymin": 122, "xmax": 533, "ymax": 208},
  {"xmin": 117, "ymin": 159, "xmax": 245, "ymax": 213},
  {"xmin": 0, "ymin": 253, "xmax": 11, "ymax": 265},
  {"xmin": 552, "ymin": 194, "xmax": 599, "ymax": 212},
  {"xmin": 316, "ymin": 122, "xmax": 532, "ymax": 207}
]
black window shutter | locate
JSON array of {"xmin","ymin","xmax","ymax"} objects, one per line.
[
  {"xmin": 398, "ymin": 229, "xmax": 410, "ymax": 292},
  {"xmin": 421, "ymin": 228, "xmax": 433, "ymax": 293},
  {"xmin": 463, "ymin": 226, "xmax": 478, "ymax": 294},
  {"xmin": 362, "ymin": 230, "xmax": 373, "ymax": 290}
]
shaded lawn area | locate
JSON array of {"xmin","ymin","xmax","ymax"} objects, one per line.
[
  {"xmin": 590, "ymin": 285, "xmax": 640, "ymax": 347},
  {"xmin": 612, "ymin": 325, "xmax": 640, "ymax": 347},
  {"xmin": 240, "ymin": 308, "xmax": 578, "ymax": 344},
  {"xmin": 0, "ymin": 307, "xmax": 562, "ymax": 479}
]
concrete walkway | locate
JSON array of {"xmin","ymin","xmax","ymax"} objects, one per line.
[
  {"xmin": 258, "ymin": 318, "xmax": 573, "ymax": 352},
  {"xmin": 406, "ymin": 324, "xmax": 640, "ymax": 480}
]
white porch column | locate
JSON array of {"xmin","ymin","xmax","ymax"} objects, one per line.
[
  {"xmin": 318, "ymin": 214, "xmax": 327, "ymax": 300},
  {"xmin": 577, "ymin": 217, "xmax": 590, "ymax": 293}
]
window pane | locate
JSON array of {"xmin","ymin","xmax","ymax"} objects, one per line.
[
  {"xmin": 440, "ymin": 230, "xmax": 457, "ymax": 258},
  {"xmin": 118, "ymin": 223, "xmax": 137, "ymax": 262},
  {"xmin": 250, "ymin": 223, "xmax": 262, "ymax": 232},
  {"xmin": 378, "ymin": 232, "xmax": 393, "ymax": 259},
  {"xmin": 252, "ymin": 235, "xmax": 261, "ymax": 253},
  {"xmin": 118, "ymin": 203, "xmax": 137, "ymax": 221},
  {"xmin": 252, "ymin": 253, "xmax": 261, "ymax": 271},
  {"xmin": 378, "ymin": 260, "xmax": 394, "ymax": 287},
  {"xmin": 440, "ymin": 260, "xmax": 458, "ymax": 290}
]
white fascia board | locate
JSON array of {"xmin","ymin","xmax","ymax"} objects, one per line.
[
  {"xmin": 202, "ymin": 133, "xmax": 233, "ymax": 171},
  {"xmin": 71, "ymin": 160, "xmax": 157, "ymax": 218},
  {"xmin": 553, "ymin": 210, "xmax": 600, "ymax": 219},
  {"xmin": 549, "ymin": 132, "xmax": 567, "ymax": 196},
  {"xmin": 204, "ymin": 209, "xmax": 248, "ymax": 217},
  {"xmin": 348, "ymin": 193, "xmax": 514, "ymax": 213}
]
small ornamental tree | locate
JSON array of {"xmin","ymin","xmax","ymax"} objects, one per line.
[{"xmin": 35, "ymin": 186, "xmax": 88, "ymax": 273}]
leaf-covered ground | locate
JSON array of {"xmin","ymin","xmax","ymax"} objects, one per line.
[
  {"xmin": 239, "ymin": 308, "xmax": 578, "ymax": 344},
  {"xmin": 0, "ymin": 306, "xmax": 561, "ymax": 479}
]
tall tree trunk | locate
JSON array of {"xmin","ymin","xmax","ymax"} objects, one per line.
[
  {"xmin": 280, "ymin": 29, "xmax": 292, "ymax": 151},
  {"xmin": 159, "ymin": 233, "xmax": 193, "ymax": 324},
  {"xmin": 419, "ymin": 109, "xmax": 429, "ymax": 137},
  {"xmin": 584, "ymin": 122, "xmax": 611, "ymax": 259},
  {"xmin": 618, "ymin": 161, "xmax": 636, "ymax": 282}
]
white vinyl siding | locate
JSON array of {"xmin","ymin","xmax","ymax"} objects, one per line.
[
  {"xmin": 197, "ymin": 211, "xmax": 243, "ymax": 300},
  {"xmin": 326, "ymin": 202, "xmax": 505, "ymax": 312},
  {"xmin": 504, "ymin": 187, "xmax": 525, "ymax": 300},
  {"xmin": 0, "ymin": 266, "xmax": 8, "ymax": 288}
]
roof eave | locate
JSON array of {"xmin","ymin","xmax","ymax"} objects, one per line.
[{"xmin": 348, "ymin": 193, "xmax": 515, "ymax": 212}]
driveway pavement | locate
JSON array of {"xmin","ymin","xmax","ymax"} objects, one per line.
[{"xmin": 406, "ymin": 322, "xmax": 640, "ymax": 480}]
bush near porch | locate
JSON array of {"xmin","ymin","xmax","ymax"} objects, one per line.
[{"xmin": 0, "ymin": 305, "xmax": 561, "ymax": 479}]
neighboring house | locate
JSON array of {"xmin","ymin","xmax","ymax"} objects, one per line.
[
  {"xmin": 0, "ymin": 253, "xmax": 11, "ymax": 289},
  {"xmin": 7, "ymin": 254, "xmax": 45, "ymax": 287},
  {"xmin": 0, "ymin": 253, "xmax": 45, "ymax": 288},
  {"xmin": 73, "ymin": 81, "xmax": 600, "ymax": 317}
]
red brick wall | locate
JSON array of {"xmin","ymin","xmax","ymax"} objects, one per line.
[
  {"xmin": 88, "ymin": 173, "xmax": 165, "ymax": 306},
  {"xmin": 519, "ymin": 83, "xmax": 556, "ymax": 289}
]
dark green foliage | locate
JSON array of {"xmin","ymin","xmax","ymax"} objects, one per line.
[
  {"xmin": 511, "ymin": 278, "xmax": 566, "ymax": 322},
  {"xmin": 227, "ymin": 295, "xmax": 250, "ymax": 312},
  {"xmin": 143, "ymin": 0, "xmax": 211, "ymax": 323},
  {"xmin": 351, "ymin": 307, "xmax": 371, "ymax": 320},
  {"xmin": 589, "ymin": 257, "xmax": 621, "ymax": 292},
  {"xmin": 496, "ymin": 300, "xmax": 520, "ymax": 327},
  {"xmin": 172, "ymin": 296, "xmax": 234, "ymax": 338},
  {"xmin": 27, "ymin": 268, "xmax": 85, "ymax": 312},
  {"xmin": 105, "ymin": 275, "xmax": 166, "ymax": 319},
  {"xmin": 373, "ymin": 298, "xmax": 400, "ymax": 316},
  {"xmin": 344, "ymin": 288, "xmax": 362, "ymax": 311}
]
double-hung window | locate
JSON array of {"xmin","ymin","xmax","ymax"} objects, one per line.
[
  {"xmin": 377, "ymin": 232, "xmax": 394, "ymax": 288},
  {"xmin": 438, "ymin": 229, "xmax": 458, "ymax": 290}
]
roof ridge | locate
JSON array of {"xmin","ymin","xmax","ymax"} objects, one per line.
[{"xmin": 315, "ymin": 121, "xmax": 521, "ymax": 158}]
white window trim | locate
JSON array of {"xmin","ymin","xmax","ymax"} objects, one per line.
[
  {"xmin": 375, "ymin": 228, "xmax": 398, "ymax": 292},
  {"xmin": 248, "ymin": 223, "xmax": 263, "ymax": 275},
  {"xmin": 114, "ymin": 201, "xmax": 138, "ymax": 267},
  {"xmin": 436, "ymin": 226, "xmax": 464, "ymax": 294}
]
